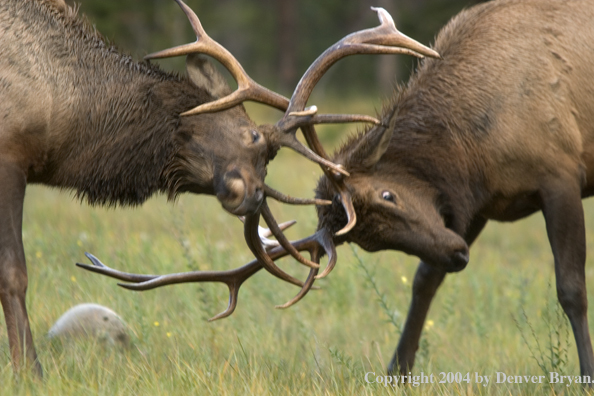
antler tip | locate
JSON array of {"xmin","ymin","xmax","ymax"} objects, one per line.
[
  {"xmin": 278, "ymin": 219, "xmax": 297, "ymax": 231},
  {"xmin": 84, "ymin": 252, "xmax": 106, "ymax": 268},
  {"xmin": 117, "ymin": 282, "xmax": 139, "ymax": 291},
  {"xmin": 288, "ymin": 106, "xmax": 318, "ymax": 117},
  {"xmin": 207, "ymin": 312, "xmax": 230, "ymax": 322},
  {"xmin": 370, "ymin": 6, "xmax": 396, "ymax": 27},
  {"xmin": 180, "ymin": 106, "xmax": 205, "ymax": 117}
]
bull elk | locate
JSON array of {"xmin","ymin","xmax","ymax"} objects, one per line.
[
  {"xmin": 83, "ymin": 0, "xmax": 594, "ymax": 381},
  {"xmin": 1, "ymin": 0, "xmax": 437, "ymax": 375},
  {"xmin": 311, "ymin": 0, "xmax": 594, "ymax": 379}
]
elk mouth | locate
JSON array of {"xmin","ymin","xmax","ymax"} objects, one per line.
[
  {"xmin": 403, "ymin": 242, "xmax": 469, "ymax": 273},
  {"xmin": 216, "ymin": 168, "xmax": 264, "ymax": 216}
]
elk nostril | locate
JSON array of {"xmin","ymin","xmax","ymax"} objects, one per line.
[
  {"xmin": 254, "ymin": 187, "xmax": 263, "ymax": 203},
  {"xmin": 451, "ymin": 248, "xmax": 469, "ymax": 269}
]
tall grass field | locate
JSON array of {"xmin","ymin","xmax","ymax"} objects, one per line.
[{"xmin": 2, "ymin": 101, "xmax": 594, "ymax": 396}]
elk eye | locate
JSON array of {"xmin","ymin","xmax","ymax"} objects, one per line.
[
  {"xmin": 382, "ymin": 191, "xmax": 395, "ymax": 203},
  {"xmin": 250, "ymin": 130, "xmax": 260, "ymax": 143}
]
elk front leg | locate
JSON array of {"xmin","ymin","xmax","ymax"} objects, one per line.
[
  {"xmin": 388, "ymin": 216, "xmax": 487, "ymax": 375},
  {"xmin": 0, "ymin": 162, "xmax": 41, "ymax": 376},
  {"xmin": 387, "ymin": 261, "xmax": 445, "ymax": 375},
  {"xmin": 541, "ymin": 177, "xmax": 594, "ymax": 378}
]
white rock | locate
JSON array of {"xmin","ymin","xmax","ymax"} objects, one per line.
[{"xmin": 48, "ymin": 303, "xmax": 130, "ymax": 347}]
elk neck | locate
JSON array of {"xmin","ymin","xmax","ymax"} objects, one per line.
[{"xmin": 384, "ymin": 81, "xmax": 490, "ymax": 234}]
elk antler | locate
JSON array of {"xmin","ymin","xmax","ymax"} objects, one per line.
[
  {"xmin": 277, "ymin": 7, "xmax": 440, "ymax": 235},
  {"xmin": 263, "ymin": 184, "xmax": 331, "ymax": 207},
  {"xmin": 76, "ymin": 228, "xmax": 335, "ymax": 320},
  {"xmin": 145, "ymin": 0, "xmax": 290, "ymax": 114},
  {"xmin": 270, "ymin": 7, "xmax": 439, "ymax": 173}
]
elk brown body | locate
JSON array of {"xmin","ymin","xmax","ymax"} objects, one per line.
[
  {"xmin": 0, "ymin": 0, "xmax": 277, "ymax": 375},
  {"xmin": 315, "ymin": 0, "xmax": 594, "ymax": 379}
]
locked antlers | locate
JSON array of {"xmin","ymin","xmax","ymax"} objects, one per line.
[{"xmin": 79, "ymin": 3, "xmax": 440, "ymax": 318}]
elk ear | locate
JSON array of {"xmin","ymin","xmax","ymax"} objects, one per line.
[
  {"xmin": 346, "ymin": 125, "xmax": 393, "ymax": 170},
  {"xmin": 186, "ymin": 53, "xmax": 232, "ymax": 99}
]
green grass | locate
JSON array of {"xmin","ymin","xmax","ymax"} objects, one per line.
[{"xmin": 3, "ymin": 99, "xmax": 594, "ymax": 395}]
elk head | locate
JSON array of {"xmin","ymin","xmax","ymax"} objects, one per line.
[
  {"xmin": 315, "ymin": 121, "xmax": 470, "ymax": 273},
  {"xmin": 168, "ymin": 54, "xmax": 271, "ymax": 216}
]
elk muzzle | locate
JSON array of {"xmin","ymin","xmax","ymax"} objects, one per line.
[
  {"xmin": 448, "ymin": 245, "xmax": 469, "ymax": 272},
  {"xmin": 434, "ymin": 229, "xmax": 469, "ymax": 273},
  {"xmin": 216, "ymin": 168, "xmax": 264, "ymax": 216}
]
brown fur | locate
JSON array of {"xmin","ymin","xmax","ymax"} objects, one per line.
[{"xmin": 316, "ymin": 0, "xmax": 594, "ymax": 379}]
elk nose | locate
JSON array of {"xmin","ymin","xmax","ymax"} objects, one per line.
[
  {"xmin": 232, "ymin": 187, "xmax": 264, "ymax": 216},
  {"xmin": 238, "ymin": 185, "xmax": 264, "ymax": 215},
  {"xmin": 218, "ymin": 169, "xmax": 265, "ymax": 216},
  {"xmin": 449, "ymin": 247, "xmax": 469, "ymax": 272}
]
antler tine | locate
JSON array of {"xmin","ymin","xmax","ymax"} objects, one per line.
[
  {"xmin": 278, "ymin": 108, "xmax": 383, "ymax": 135},
  {"xmin": 276, "ymin": 228, "xmax": 336, "ymax": 308},
  {"xmin": 237, "ymin": 215, "xmax": 296, "ymax": 250},
  {"xmin": 276, "ymin": 134, "xmax": 350, "ymax": 176},
  {"xmin": 77, "ymin": 253, "xmax": 156, "ymax": 283},
  {"xmin": 259, "ymin": 219, "xmax": 296, "ymax": 239},
  {"xmin": 273, "ymin": 111, "xmax": 383, "ymax": 177},
  {"xmin": 314, "ymin": 227, "xmax": 338, "ymax": 279},
  {"xmin": 243, "ymin": 212, "xmax": 308, "ymax": 285},
  {"xmin": 298, "ymin": 123, "xmax": 357, "ymax": 237},
  {"xmin": 260, "ymin": 202, "xmax": 319, "ymax": 269},
  {"xmin": 333, "ymin": 182, "xmax": 357, "ymax": 236},
  {"xmin": 264, "ymin": 184, "xmax": 331, "ymax": 206},
  {"xmin": 367, "ymin": 7, "xmax": 441, "ymax": 58},
  {"xmin": 276, "ymin": 266, "xmax": 319, "ymax": 309},
  {"xmin": 146, "ymin": 0, "xmax": 290, "ymax": 114}
]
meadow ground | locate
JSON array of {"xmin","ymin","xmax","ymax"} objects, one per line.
[{"xmin": 2, "ymin": 99, "xmax": 594, "ymax": 395}]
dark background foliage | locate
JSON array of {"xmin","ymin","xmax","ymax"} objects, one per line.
[{"xmin": 69, "ymin": 0, "xmax": 487, "ymax": 97}]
